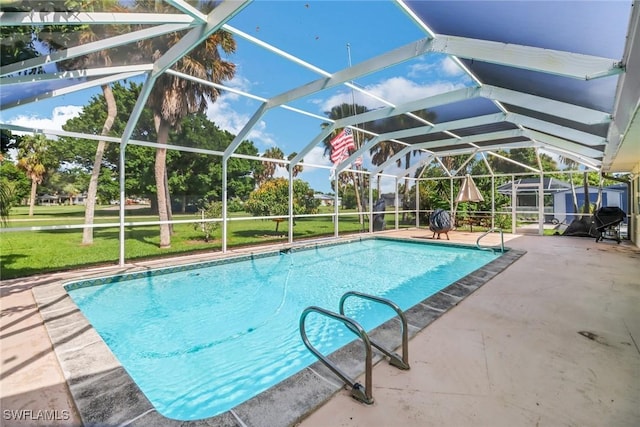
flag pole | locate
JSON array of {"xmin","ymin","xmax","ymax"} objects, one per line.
[
  {"xmin": 347, "ymin": 43, "xmax": 356, "ymax": 116},
  {"xmin": 347, "ymin": 43, "xmax": 366, "ymax": 228}
]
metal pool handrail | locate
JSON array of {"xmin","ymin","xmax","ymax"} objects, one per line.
[
  {"xmin": 476, "ymin": 228, "xmax": 505, "ymax": 253},
  {"xmin": 299, "ymin": 306, "xmax": 374, "ymax": 405},
  {"xmin": 339, "ymin": 291, "xmax": 410, "ymax": 370}
]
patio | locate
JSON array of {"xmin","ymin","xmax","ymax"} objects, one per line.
[{"xmin": 1, "ymin": 230, "xmax": 638, "ymax": 426}]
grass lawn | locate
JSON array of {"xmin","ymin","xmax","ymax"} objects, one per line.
[{"xmin": 1, "ymin": 205, "xmax": 406, "ymax": 280}]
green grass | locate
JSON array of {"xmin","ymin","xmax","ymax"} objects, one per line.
[{"xmin": 1, "ymin": 205, "xmax": 388, "ymax": 280}]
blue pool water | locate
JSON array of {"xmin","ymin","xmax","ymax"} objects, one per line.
[{"xmin": 67, "ymin": 238, "xmax": 498, "ymax": 421}]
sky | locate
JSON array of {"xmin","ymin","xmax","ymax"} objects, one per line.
[{"xmin": 0, "ymin": 1, "xmax": 475, "ymax": 194}]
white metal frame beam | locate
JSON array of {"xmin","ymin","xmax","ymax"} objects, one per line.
[
  {"xmin": 485, "ymin": 149, "xmax": 541, "ymax": 173},
  {"xmin": 506, "ymin": 113, "xmax": 606, "ymax": 146},
  {"xmin": 122, "ymin": 0, "xmax": 249, "ymax": 145},
  {"xmin": 372, "ymin": 129, "xmax": 523, "ymax": 175},
  {"xmin": 0, "ymin": 11, "xmax": 196, "ymax": 25},
  {"xmin": 266, "ymin": 37, "xmax": 437, "ymax": 107},
  {"xmin": 336, "ymin": 87, "xmax": 482, "ymax": 129},
  {"xmin": 0, "ymin": 23, "xmax": 191, "ymax": 78},
  {"xmin": 1, "ymin": 71, "xmax": 146, "ymax": 110},
  {"xmin": 430, "ymin": 34, "xmax": 623, "ymax": 80},
  {"xmin": 403, "ymin": 154, "xmax": 434, "ymax": 178},
  {"xmin": 523, "ymin": 129, "xmax": 604, "ymax": 159},
  {"xmin": 335, "ymin": 112, "xmax": 506, "ymax": 174},
  {"xmin": 322, "ymin": 83, "xmax": 610, "ymax": 177},
  {"xmin": 538, "ymin": 146, "xmax": 602, "ymax": 170},
  {"xmin": 1, "ymin": 64, "xmax": 154, "ymax": 85},
  {"xmin": 481, "ymin": 85, "xmax": 612, "ymax": 124},
  {"xmin": 164, "ymin": 0, "xmax": 208, "ymax": 23}
]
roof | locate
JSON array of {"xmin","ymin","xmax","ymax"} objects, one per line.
[
  {"xmin": 1, "ymin": 1, "xmax": 639, "ymax": 179},
  {"xmin": 37, "ymin": 194, "xmax": 59, "ymax": 200},
  {"xmin": 496, "ymin": 177, "xmax": 571, "ymax": 195}
]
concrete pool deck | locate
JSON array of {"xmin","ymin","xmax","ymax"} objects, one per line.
[{"xmin": 1, "ymin": 230, "xmax": 639, "ymax": 426}]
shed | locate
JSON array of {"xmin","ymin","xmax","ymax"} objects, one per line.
[{"xmin": 553, "ymin": 186, "xmax": 624, "ymax": 224}]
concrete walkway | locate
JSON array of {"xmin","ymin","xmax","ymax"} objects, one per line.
[
  {"xmin": 1, "ymin": 231, "xmax": 639, "ymax": 427},
  {"xmin": 299, "ymin": 234, "xmax": 640, "ymax": 427}
]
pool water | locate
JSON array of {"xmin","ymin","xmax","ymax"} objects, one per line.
[{"xmin": 67, "ymin": 238, "xmax": 498, "ymax": 420}]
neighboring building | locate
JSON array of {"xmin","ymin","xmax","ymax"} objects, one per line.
[
  {"xmin": 69, "ymin": 194, "xmax": 86, "ymax": 205},
  {"xmin": 496, "ymin": 178, "xmax": 571, "ymax": 222},
  {"xmin": 314, "ymin": 193, "xmax": 340, "ymax": 207},
  {"xmin": 553, "ymin": 186, "xmax": 626, "ymax": 224},
  {"xmin": 37, "ymin": 194, "xmax": 59, "ymax": 205}
]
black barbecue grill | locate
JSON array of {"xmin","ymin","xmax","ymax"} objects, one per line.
[{"xmin": 594, "ymin": 206, "xmax": 626, "ymax": 244}]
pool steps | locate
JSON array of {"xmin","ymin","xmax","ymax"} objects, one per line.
[{"xmin": 299, "ymin": 291, "xmax": 410, "ymax": 405}]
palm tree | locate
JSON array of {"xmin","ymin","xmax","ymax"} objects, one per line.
[
  {"xmin": 17, "ymin": 134, "xmax": 49, "ymax": 216},
  {"xmin": 255, "ymin": 147, "xmax": 285, "ymax": 186},
  {"xmin": 134, "ymin": 0, "xmax": 236, "ymax": 248},
  {"xmin": 63, "ymin": 183, "xmax": 80, "ymax": 205},
  {"xmin": 38, "ymin": 0, "xmax": 129, "ymax": 245},
  {"xmin": 0, "ymin": 181, "xmax": 14, "ymax": 226},
  {"xmin": 288, "ymin": 152, "xmax": 303, "ymax": 178}
]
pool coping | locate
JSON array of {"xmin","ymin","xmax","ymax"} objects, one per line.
[{"xmin": 32, "ymin": 236, "xmax": 525, "ymax": 427}]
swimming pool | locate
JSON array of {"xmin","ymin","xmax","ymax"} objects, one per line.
[{"xmin": 65, "ymin": 237, "xmax": 500, "ymax": 421}]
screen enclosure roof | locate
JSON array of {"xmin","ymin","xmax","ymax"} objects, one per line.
[{"xmin": 1, "ymin": 0, "xmax": 639, "ymax": 179}]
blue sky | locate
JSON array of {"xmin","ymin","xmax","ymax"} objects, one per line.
[{"xmin": 1, "ymin": 1, "xmax": 474, "ymax": 193}]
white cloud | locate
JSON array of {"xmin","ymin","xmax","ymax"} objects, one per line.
[
  {"xmin": 441, "ymin": 57, "xmax": 465, "ymax": 76},
  {"xmin": 226, "ymin": 74, "xmax": 252, "ymax": 94},
  {"xmin": 408, "ymin": 62, "xmax": 436, "ymax": 78},
  {"xmin": 206, "ymin": 93, "xmax": 248, "ymax": 135},
  {"xmin": 302, "ymin": 145, "xmax": 332, "ymax": 168},
  {"xmin": 408, "ymin": 57, "xmax": 465, "ymax": 79},
  {"xmin": 7, "ymin": 105, "xmax": 84, "ymax": 135},
  {"xmin": 319, "ymin": 77, "xmax": 467, "ymax": 112},
  {"xmin": 206, "ymin": 89, "xmax": 277, "ymax": 149}
]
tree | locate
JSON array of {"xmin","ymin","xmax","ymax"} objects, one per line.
[
  {"xmin": 167, "ymin": 113, "xmax": 259, "ymax": 209},
  {"xmin": 0, "ymin": 181, "xmax": 13, "ymax": 226},
  {"xmin": 288, "ymin": 152, "xmax": 303, "ymax": 178},
  {"xmin": 193, "ymin": 200, "xmax": 222, "ymax": 242},
  {"xmin": 255, "ymin": 147, "xmax": 285, "ymax": 187},
  {"xmin": 17, "ymin": 134, "xmax": 52, "ymax": 216},
  {"xmin": 134, "ymin": 0, "xmax": 237, "ymax": 248},
  {"xmin": 38, "ymin": 0, "xmax": 131, "ymax": 244},
  {"xmin": 1, "ymin": 130, "xmax": 25, "ymax": 221},
  {"xmin": 0, "ymin": 1, "xmax": 48, "ymax": 75},
  {"xmin": 245, "ymin": 178, "xmax": 320, "ymax": 231},
  {"xmin": 487, "ymin": 148, "xmax": 556, "ymax": 175},
  {"xmin": 59, "ymin": 81, "xmax": 158, "ymax": 207},
  {"xmin": 1, "ymin": 129, "xmax": 21, "ymax": 155},
  {"xmin": 42, "ymin": 167, "xmax": 88, "ymax": 204},
  {"xmin": 1, "ymin": 157, "xmax": 30, "ymax": 205},
  {"xmin": 60, "ymin": 83, "xmax": 260, "ymax": 210}
]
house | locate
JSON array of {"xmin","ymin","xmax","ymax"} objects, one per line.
[
  {"xmin": 313, "ymin": 193, "xmax": 340, "ymax": 207},
  {"xmin": 37, "ymin": 194, "xmax": 59, "ymax": 205}
]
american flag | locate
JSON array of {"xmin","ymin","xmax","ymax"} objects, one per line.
[
  {"xmin": 353, "ymin": 155, "xmax": 363, "ymax": 167},
  {"xmin": 330, "ymin": 128, "xmax": 355, "ymax": 163}
]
